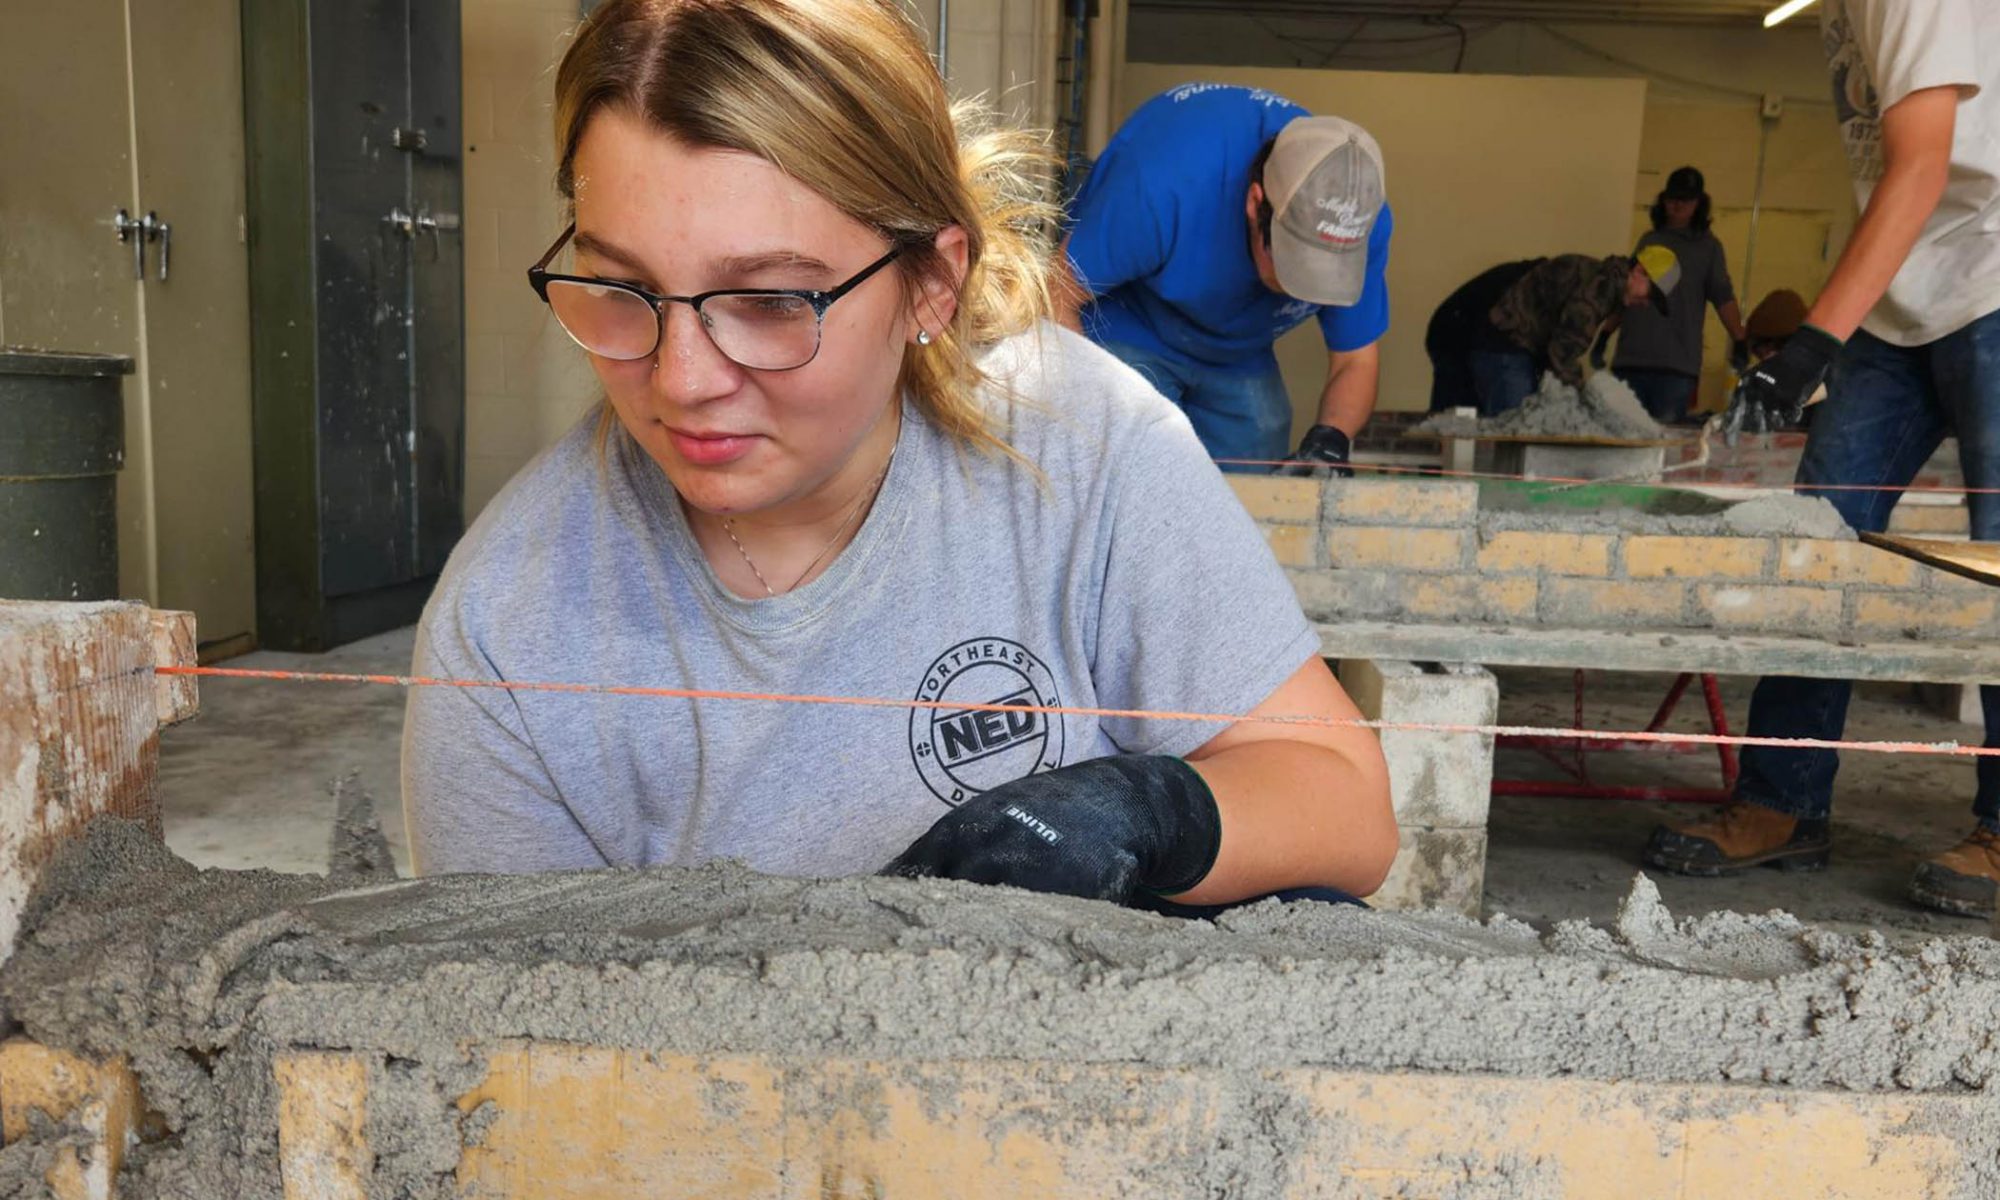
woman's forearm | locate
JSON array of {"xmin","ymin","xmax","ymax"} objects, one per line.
[{"xmin": 1177, "ymin": 738, "xmax": 1396, "ymax": 904}]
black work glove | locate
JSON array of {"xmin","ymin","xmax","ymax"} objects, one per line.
[
  {"xmin": 1277, "ymin": 424, "xmax": 1353, "ymax": 478},
  {"xmin": 1589, "ymin": 330, "xmax": 1611, "ymax": 370},
  {"xmin": 1723, "ymin": 323, "xmax": 1841, "ymax": 443},
  {"xmin": 881, "ymin": 755, "xmax": 1222, "ymax": 904},
  {"xmin": 1727, "ymin": 337, "xmax": 1751, "ymax": 374}
]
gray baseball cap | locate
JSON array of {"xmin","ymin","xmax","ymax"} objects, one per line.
[{"xmin": 1263, "ymin": 115, "xmax": 1387, "ymax": 307}]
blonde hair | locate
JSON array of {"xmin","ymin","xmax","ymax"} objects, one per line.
[{"xmin": 553, "ymin": 0, "xmax": 1056, "ymax": 460}]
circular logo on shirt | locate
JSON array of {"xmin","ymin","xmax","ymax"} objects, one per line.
[{"xmin": 909, "ymin": 638, "xmax": 1066, "ymax": 806}]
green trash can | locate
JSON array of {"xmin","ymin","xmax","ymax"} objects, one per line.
[{"xmin": 0, "ymin": 349, "xmax": 133, "ymax": 601}]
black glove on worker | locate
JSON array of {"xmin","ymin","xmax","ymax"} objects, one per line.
[
  {"xmin": 1723, "ymin": 324, "xmax": 1842, "ymax": 441},
  {"xmin": 881, "ymin": 755, "xmax": 1222, "ymax": 904},
  {"xmin": 1277, "ymin": 424, "xmax": 1353, "ymax": 478}
]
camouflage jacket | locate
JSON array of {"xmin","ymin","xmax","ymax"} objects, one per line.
[{"xmin": 1487, "ymin": 254, "xmax": 1633, "ymax": 388}]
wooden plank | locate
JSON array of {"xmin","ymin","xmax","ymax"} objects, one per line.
[
  {"xmin": 427, "ymin": 1049, "xmax": 1984, "ymax": 1198},
  {"xmin": 0, "ymin": 1041, "xmax": 141, "ymax": 1200},
  {"xmin": 1860, "ymin": 533, "xmax": 2000, "ymax": 590},
  {"xmin": 147, "ymin": 608, "xmax": 199, "ymax": 726},
  {"xmin": 0, "ymin": 601, "xmax": 165, "ymax": 963},
  {"xmin": 1404, "ymin": 430, "xmax": 1690, "ymax": 448},
  {"xmin": 1317, "ymin": 620, "xmax": 2000, "ymax": 685},
  {"xmin": 273, "ymin": 1053, "xmax": 370, "ymax": 1200}
]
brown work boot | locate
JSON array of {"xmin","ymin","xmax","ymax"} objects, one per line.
[
  {"xmin": 1909, "ymin": 827, "xmax": 2000, "ymax": 918},
  {"xmin": 1642, "ymin": 802, "xmax": 1830, "ymax": 876}
]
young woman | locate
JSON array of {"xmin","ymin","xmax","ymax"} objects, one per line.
[
  {"xmin": 1611, "ymin": 165, "xmax": 1751, "ymax": 424},
  {"xmin": 402, "ymin": 0, "xmax": 1394, "ymax": 909}
]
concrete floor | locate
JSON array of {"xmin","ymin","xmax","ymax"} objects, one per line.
[{"xmin": 159, "ymin": 626, "xmax": 1993, "ymax": 940}]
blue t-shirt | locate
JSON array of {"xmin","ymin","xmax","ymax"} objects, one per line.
[{"xmin": 1066, "ymin": 83, "xmax": 1393, "ymax": 372}]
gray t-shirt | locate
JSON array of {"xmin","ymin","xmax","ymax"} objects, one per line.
[
  {"xmin": 1612, "ymin": 226, "xmax": 1735, "ymax": 376},
  {"xmin": 404, "ymin": 324, "xmax": 1319, "ymax": 877}
]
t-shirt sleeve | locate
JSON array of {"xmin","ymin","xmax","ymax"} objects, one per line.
[
  {"xmin": 402, "ymin": 586, "xmax": 611, "ymax": 875},
  {"xmin": 1088, "ymin": 412, "xmax": 1322, "ymax": 758},
  {"xmin": 1065, "ymin": 147, "xmax": 1174, "ymax": 297},
  {"xmin": 1854, "ymin": 0, "xmax": 1981, "ymax": 111},
  {"xmin": 1318, "ymin": 203, "xmax": 1394, "ymax": 352}
]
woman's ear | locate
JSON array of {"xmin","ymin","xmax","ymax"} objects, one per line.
[{"xmin": 913, "ymin": 225, "xmax": 970, "ymax": 341}]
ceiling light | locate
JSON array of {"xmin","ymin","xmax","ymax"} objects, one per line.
[{"xmin": 1763, "ymin": 0, "xmax": 1817, "ymax": 28}]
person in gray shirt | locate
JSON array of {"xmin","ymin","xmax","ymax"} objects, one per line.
[
  {"xmin": 1610, "ymin": 166, "xmax": 1751, "ymax": 424},
  {"xmin": 401, "ymin": 0, "xmax": 1396, "ymax": 910}
]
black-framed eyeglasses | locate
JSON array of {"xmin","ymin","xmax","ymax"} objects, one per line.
[{"xmin": 526, "ymin": 224, "xmax": 901, "ymax": 371}]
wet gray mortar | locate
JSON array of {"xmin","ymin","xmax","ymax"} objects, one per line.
[{"xmin": 3, "ymin": 821, "xmax": 1999, "ymax": 1198}]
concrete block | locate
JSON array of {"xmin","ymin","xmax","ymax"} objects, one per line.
[
  {"xmin": 1261, "ymin": 524, "xmax": 1316, "ymax": 568},
  {"xmin": 1372, "ymin": 826, "xmax": 1486, "ymax": 917},
  {"xmin": 1694, "ymin": 583, "xmax": 1842, "ymax": 635},
  {"xmin": 1622, "ymin": 535, "xmax": 1772, "ymax": 580},
  {"xmin": 1851, "ymin": 592, "xmax": 2000, "ymax": 641},
  {"xmin": 1778, "ymin": 539, "xmax": 1925, "ymax": 589},
  {"xmin": 1326, "ymin": 526, "xmax": 1467, "ymax": 572},
  {"xmin": 1227, "ymin": 474, "xmax": 1321, "ymax": 524},
  {"xmin": 1323, "ymin": 476, "xmax": 1477, "ymax": 527},
  {"xmin": 1339, "ymin": 658, "xmax": 1497, "ymax": 830},
  {"xmin": 1475, "ymin": 530, "xmax": 1616, "ymax": 576},
  {"xmin": 1920, "ymin": 681, "xmax": 1988, "ymax": 727},
  {"xmin": 1541, "ymin": 578, "xmax": 1688, "ymax": 628},
  {"xmin": 1495, "ymin": 442, "xmax": 1664, "ymax": 481}
]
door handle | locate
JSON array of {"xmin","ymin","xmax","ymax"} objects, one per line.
[
  {"xmin": 383, "ymin": 206, "xmax": 416, "ymax": 238},
  {"xmin": 113, "ymin": 207, "xmax": 145, "ymax": 279},
  {"xmin": 414, "ymin": 206, "xmax": 460, "ymax": 257},
  {"xmin": 113, "ymin": 208, "xmax": 171, "ymax": 281},
  {"xmin": 141, "ymin": 211, "xmax": 170, "ymax": 282}
]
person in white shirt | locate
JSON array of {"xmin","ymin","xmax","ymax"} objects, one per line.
[{"xmin": 1650, "ymin": 0, "xmax": 2000, "ymax": 918}]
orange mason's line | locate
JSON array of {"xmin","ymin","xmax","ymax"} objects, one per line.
[{"xmin": 156, "ymin": 665, "xmax": 2000, "ymax": 760}]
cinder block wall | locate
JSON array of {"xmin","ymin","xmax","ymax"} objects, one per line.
[{"xmin": 1230, "ymin": 476, "xmax": 1997, "ymax": 642}]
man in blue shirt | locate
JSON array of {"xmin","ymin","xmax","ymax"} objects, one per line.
[{"xmin": 1055, "ymin": 83, "xmax": 1393, "ymax": 475}]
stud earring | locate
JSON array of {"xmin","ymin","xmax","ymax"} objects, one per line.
[{"xmin": 915, "ymin": 329, "xmax": 933, "ymax": 346}]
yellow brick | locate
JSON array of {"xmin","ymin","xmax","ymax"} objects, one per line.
[
  {"xmin": 1228, "ymin": 475, "xmax": 1322, "ymax": 524},
  {"xmin": 1542, "ymin": 578, "xmax": 1687, "ymax": 627},
  {"xmin": 1402, "ymin": 577, "xmax": 1477, "ymax": 621},
  {"xmin": 1931, "ymin": 567, "xmax": 1994, "ymax": 594},
  {"xmin": 1695, "ymin": 584, "xmax": 1843, "ymax": 633},
  {"xmin": 1777, "ymin": 539, "xmax": 1924, "ymax": 588},
  {"xmin": 1262, "ymin": 524, "xmax": 1316, "ymax": 568},
  {"xmin": 1852, "ymin": 593, "xmax": 2000, "ymax": 640},
  {"xmin": 1326, "ymin": 526, "xmax": 1466, "ymax": 571},
  {"xmin": 1623, "ymin": 535, "xmax": 1771, "ymax": 580},
  {"xmin": 1324, "ymin": 477, "xmax": 1477, "ymax": 526},
  {"xmin": 1477, "ymin": 577, "xmax": 1540, "ymax": 623},
  {"xmin": 1888, "ymin": 503, "xmax": 1969, "ymax": 535},
  {"xmin": 1475, "ymin": 531, "xmax": 1614, "ymax": 576}
]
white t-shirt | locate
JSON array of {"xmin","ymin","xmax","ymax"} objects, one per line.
[
  {"xmin": 402, "ymin": 324, "xmax": 1319, "ymax": 877},
  {"xmin": 1823, "ymin": 0, "xmax": 2000, "ymax": 345}
]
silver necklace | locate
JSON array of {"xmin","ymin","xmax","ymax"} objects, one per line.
[{"xmin": 722, "ymin": 448, "xmax": 895, "ymax": 597}]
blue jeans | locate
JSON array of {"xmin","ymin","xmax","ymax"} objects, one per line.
[
  {"xmin": 1101, "ymin": 341, "xmax": 1292, "ymax": 472},
  {"xmin": 1468, "ymin": 346, "xmax": 1539, "ymax": 418},
  {"xmin": 1737, "ymin": 311, "xmax": 2000, "ymax": 827},
  {"xmin": 1615, "ymin": 367, "xmax": 1699, "ymax": 424}
]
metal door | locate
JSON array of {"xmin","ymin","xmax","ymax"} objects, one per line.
[{"xmin": 246, "ymin": 0, "xmax": 465, "ymax": 650}]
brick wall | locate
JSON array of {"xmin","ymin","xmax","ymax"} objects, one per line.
[{"xmin": 1230, "ymin": 476, "xmax": 1996, "ymax": 642}]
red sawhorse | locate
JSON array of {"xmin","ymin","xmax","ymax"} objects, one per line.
[{"xmin": 1492, "ymin": 671, "xmax": 1739, "ymax": 804}]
